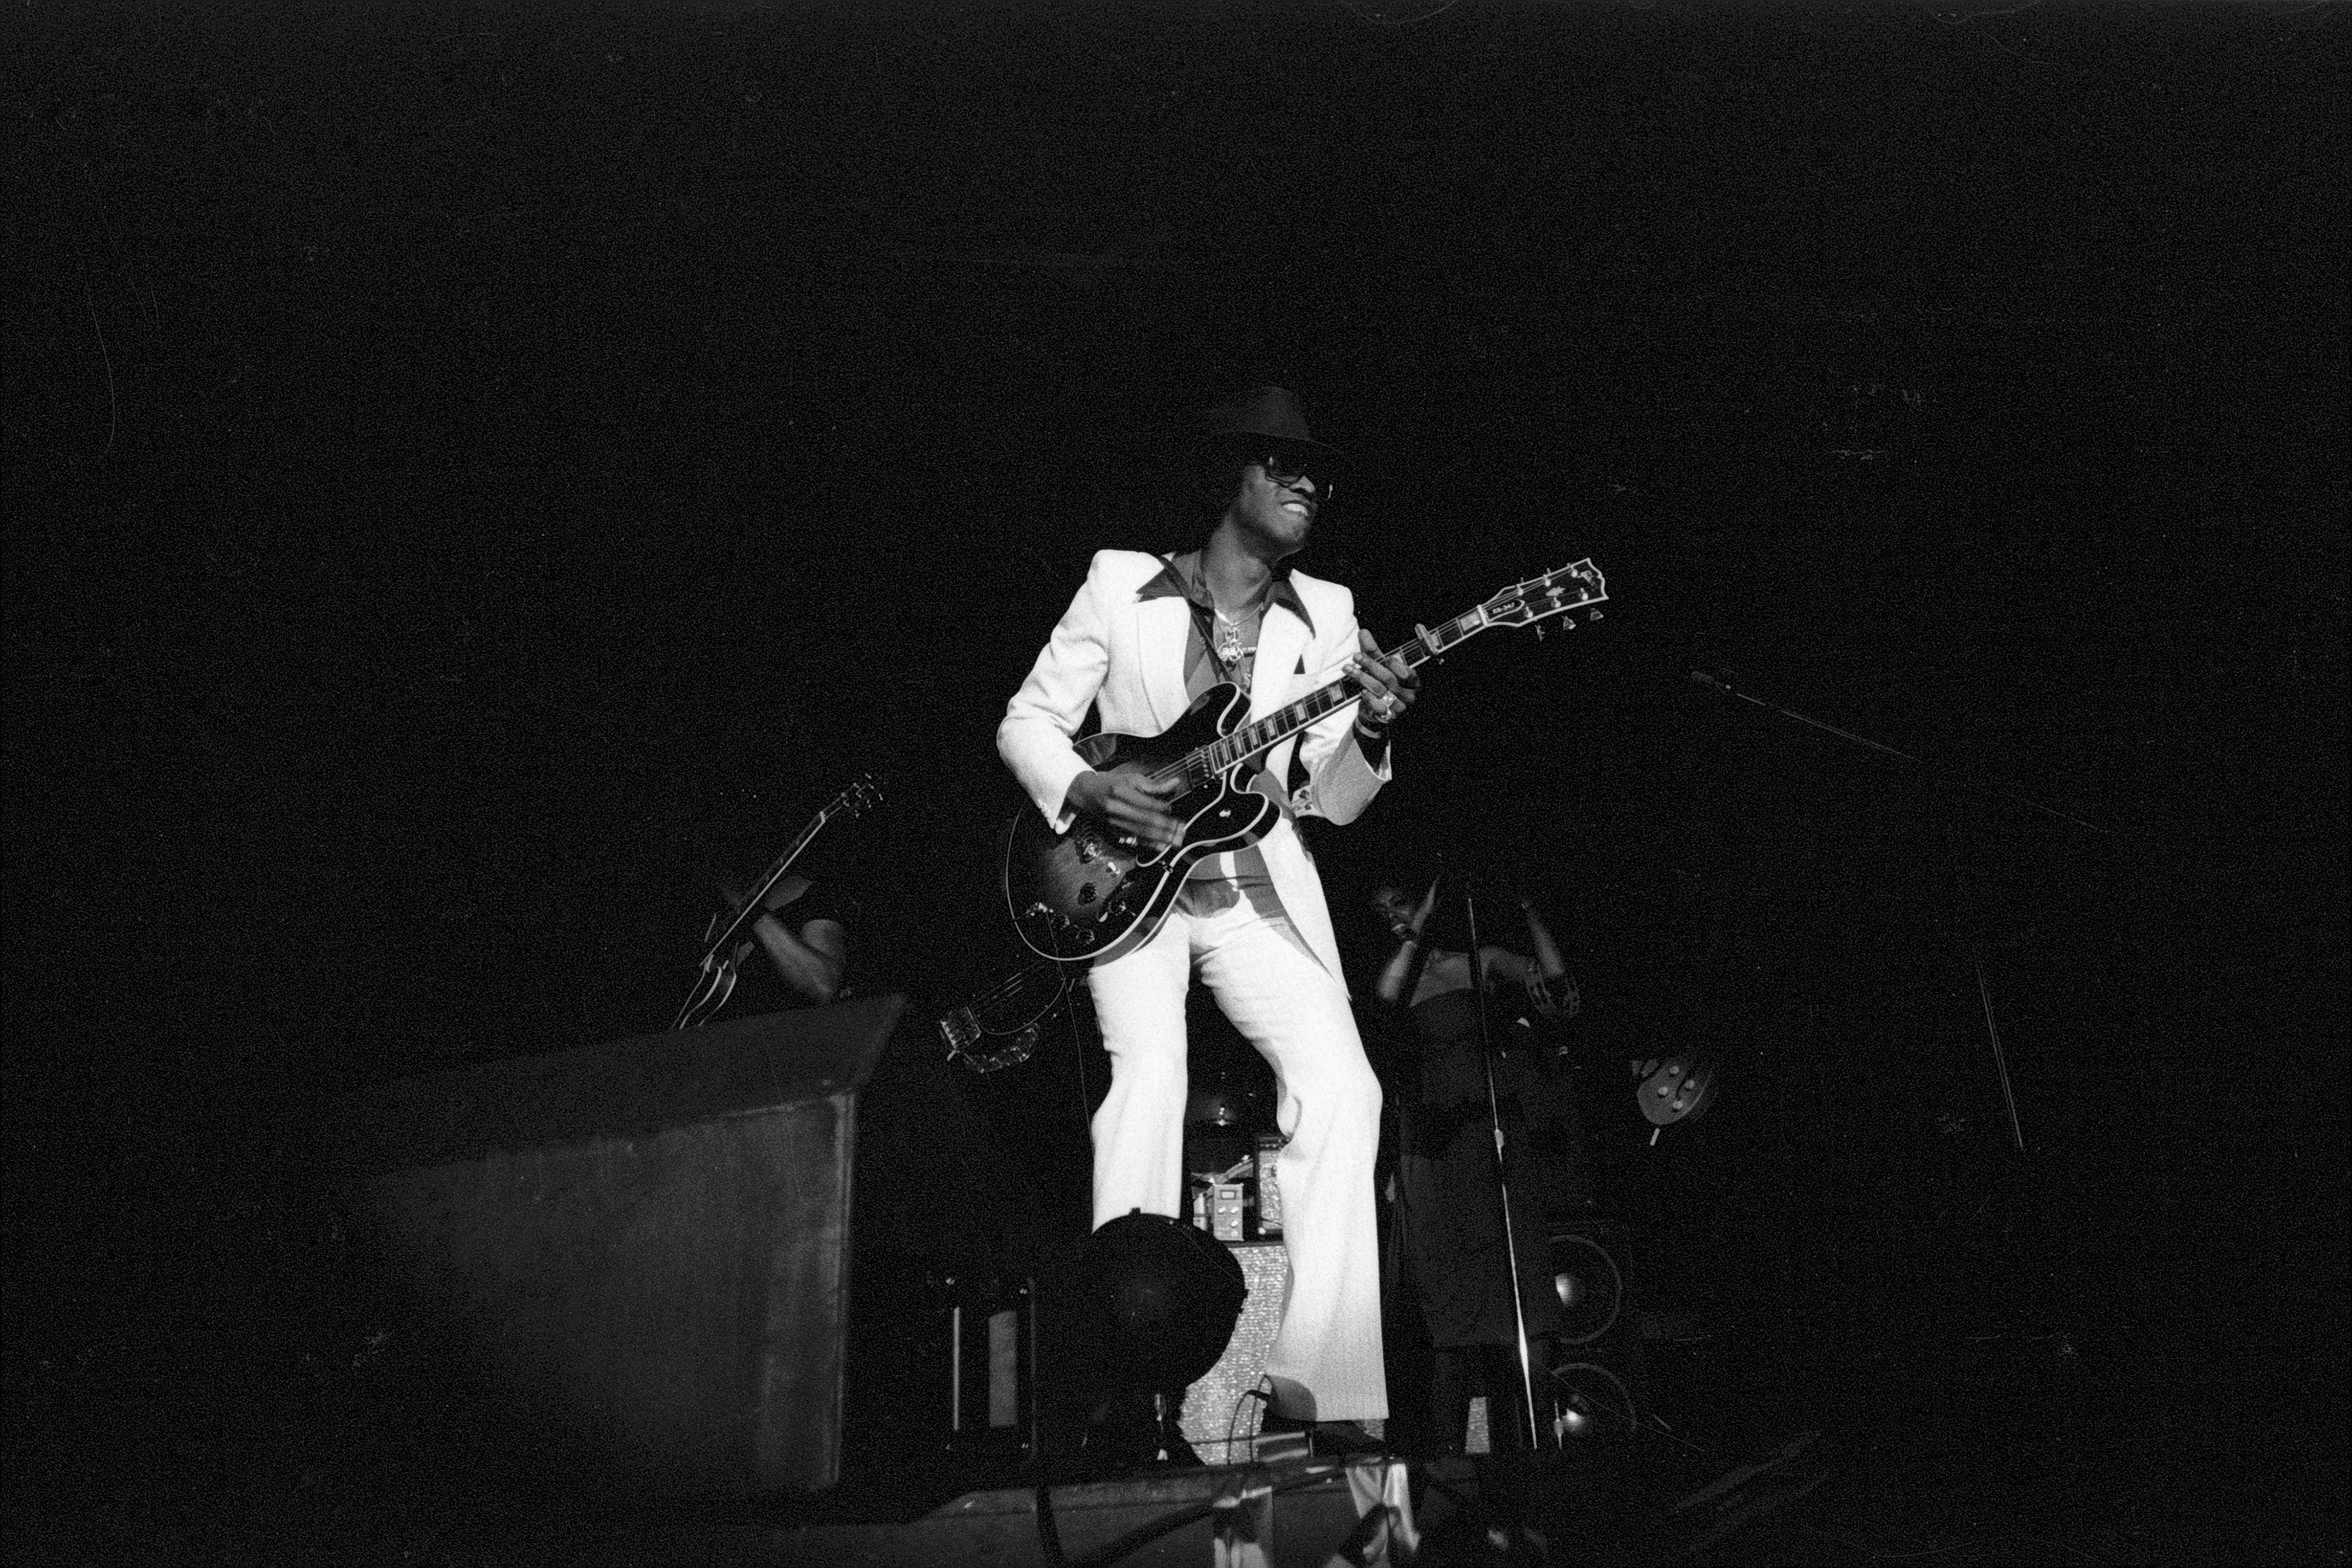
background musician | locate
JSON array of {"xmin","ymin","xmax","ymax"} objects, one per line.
[{"xmin": 1371, "ymin": 874, "xmax": 1583, "ymax": 1454}]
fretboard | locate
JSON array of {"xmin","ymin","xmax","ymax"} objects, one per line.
[
  {"xmin": 1166, "ymin": 601, "xmax": 1499, "ymax": 785},
  {"xmin": 700, "ymin": 805, "xmax": 839, "ymax": 960}
]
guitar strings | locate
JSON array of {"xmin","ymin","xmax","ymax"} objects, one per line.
[
  {"xmin": 970, "ymin": 963, "xmax": 1067, "ymax": 1026},
  {"xmin": 1144, "ymin": 621, "xmax": 1454, "ymax": 788},
  {"xmin": 1160, "ymin": 565, "xmax": 1601, "ymax": 784}
]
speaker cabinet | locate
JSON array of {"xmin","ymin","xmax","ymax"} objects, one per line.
[
  {"xmin": 1544, "ymin": 1222, "xmax": 1653, "ymax": 1446},
  {"xmin": 340, "ymin": 998, "xmax": 905, "ymax": 1497},
  {"xmin": 1466, "ymin": 1221, "xmax": 1653, "ymax": 1454}
]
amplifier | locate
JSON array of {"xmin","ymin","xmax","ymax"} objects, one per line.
[{"xmin": 940, "ymin": 1273, "xmax": 1034, "ymax": 1465}]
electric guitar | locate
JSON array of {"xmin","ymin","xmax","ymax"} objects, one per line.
[
  {"xmin": 671, "ymin": 775, "xmax": 883, "ymax": 1031},
  {"xmin": 1002, "ymin": 560, "xmax": 1608, "ymax": 964}
]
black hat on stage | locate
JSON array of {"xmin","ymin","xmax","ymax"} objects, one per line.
[
  {"xmin": 1178, "ymin": 385, "xmax": 1347, "ymax": 511},
  {"xmin": 1157, "ymin": 384, "xmax": 1349, "ymax": 531},
  {"xmin": 1186, "ymin": 384, "xmax": 1340, "ymax": 461}
]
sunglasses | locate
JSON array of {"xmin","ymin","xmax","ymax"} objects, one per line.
[{"xmin": 1258, "ymin": 449, "xmax": 1335, "ymax": 501}]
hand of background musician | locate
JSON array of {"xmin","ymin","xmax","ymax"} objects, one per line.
[
  {"xmin": 1066, "ymin": 768, "xmax": 1185, "ymax": 852},
  {"xmin": 1347, "ymin": 629, "xmax": 1420, "ymax": 730}
]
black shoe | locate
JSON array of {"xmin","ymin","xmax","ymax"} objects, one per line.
[{"xmin": 1310, "ymin": 1420, "xmax": 1388, "ymax": 1458}]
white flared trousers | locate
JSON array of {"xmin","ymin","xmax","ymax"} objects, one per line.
[{"xmin": 1085, "ymin": 882, "xmax": 1389, "ymax": 1423}]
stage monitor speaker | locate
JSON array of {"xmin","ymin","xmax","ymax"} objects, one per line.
[{"xmin": 339, "ymin": 996, "xmax": 905, "ymax": 1498}]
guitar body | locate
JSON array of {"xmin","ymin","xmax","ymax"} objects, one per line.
[
  {"xmin": 673, "ymin": 954, "xmax": 743, "ymax": 1032},
  {"xmin": 1002, "ymin": 683, "xmax": 1279, "ymax": 964}
]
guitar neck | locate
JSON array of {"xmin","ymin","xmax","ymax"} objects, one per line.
[
  {"xmin": 1186, "ymin": 605, "xmax": 1490, "ymax": 778},
  {"xmin": 702, "ymin": 807, "xmax": 837, "ymax": 961}
]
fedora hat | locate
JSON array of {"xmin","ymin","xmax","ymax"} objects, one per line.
[{"xmin": 1186, "ymin": 384, "xmax": 1339, "ymax": 459}]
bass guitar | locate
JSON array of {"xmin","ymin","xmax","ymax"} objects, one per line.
[
  {"xmin": 939, "ymin": 959, "xmax": 1077, "ymax": 1073},
  {"xmin": 1002, "ymin": 560, "xmax": 1607, "ymax": 964},
  {"xmin": 671, "ymin": 774, "xmax": 883, "ymax": 1031}
]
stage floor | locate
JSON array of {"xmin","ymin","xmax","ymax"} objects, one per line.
[{"xmin": 8, "ymin": 1292, "xmax": 2344, "ymax": 1566}]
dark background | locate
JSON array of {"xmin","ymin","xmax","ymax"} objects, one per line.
[{"xmin": 5, "ymin": 1, "xmax": 2345, "ymax": 1561}]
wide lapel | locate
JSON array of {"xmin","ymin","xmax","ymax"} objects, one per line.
[
  {"xmin": 1247, "ymin": 598, "xmax": 1312, "ymax": 723},
  {"xmin": 1136, "ymin": 594, "xmax": 1193, "ymax": 735}
]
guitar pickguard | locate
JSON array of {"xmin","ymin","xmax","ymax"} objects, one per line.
[{"xmin": 1003, "ymin": 687, "xmax": 1282, "ymax": 962}]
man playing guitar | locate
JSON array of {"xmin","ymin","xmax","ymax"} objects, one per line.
[
  {"xmin": 997, "ymin": 386, "xmax": 1419, "ymax": 1455},
  {"xmin": 712, "ymin": 873, "xmax": 849, "ymax": 1009}
]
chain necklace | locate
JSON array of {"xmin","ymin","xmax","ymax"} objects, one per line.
[
  {"xmin": 1212, "ymin": 603, "xmax": 1261, "ymax": 667},
  {"xmin": 1196, "ymin": 559, "xmax": 1271, "ymax": 670}
]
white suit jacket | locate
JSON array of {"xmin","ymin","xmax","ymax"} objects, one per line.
[{"xmin": 997, "ymin": 549, "xmax": 1391, "ymax": 989}]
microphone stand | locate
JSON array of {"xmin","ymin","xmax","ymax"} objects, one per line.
[
  {"xmin": 1687, "ymin": 670, "xmax": 2107, "ymax": 837},
  {"xmin": 1457, "ymin": 873, "xmax": 1549, "ymax": 1454},
  {"xmin": 1686, "ymin": 669, "xmax": 2089, "ymax": 1154}
]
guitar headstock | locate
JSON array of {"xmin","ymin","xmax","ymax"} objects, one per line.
[
  {"xmin": 831, "ymin": 773, "xmax": 884, "ymax": 820},
  {"xmin": 1481, "ymin": 558, "xmax": 1607, "ymax": 630},
  {"xmin": 1636, "ymin": 1052, "xmax": 1718, "ymax": 1129}
]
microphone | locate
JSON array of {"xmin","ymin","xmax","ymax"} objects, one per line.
[{"xmin": 1690, "ymin": 669, "xmax": 1732, "ymax": 691}]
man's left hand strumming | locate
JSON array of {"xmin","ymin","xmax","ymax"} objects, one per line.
[{"xmin": 1348, "ymin": 629, "xmax": 1421, "ymax": 741}]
